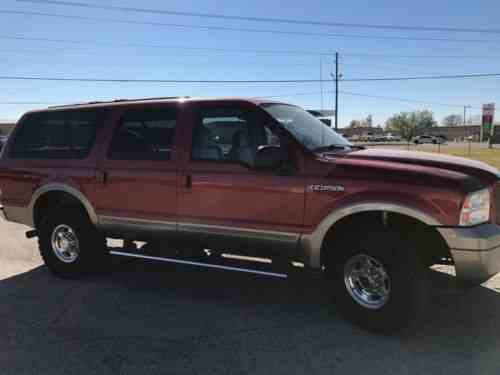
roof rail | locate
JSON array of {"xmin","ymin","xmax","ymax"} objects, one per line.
[{"xmin": 48, "ymin": 96, "xmax": 190, "ymax": 109}]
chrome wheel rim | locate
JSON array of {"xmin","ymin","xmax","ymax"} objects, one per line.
[
  {"xmin": 51, "ymin": 224, "xmax": 80, "ymax": 263},
  {"xmin": 343, "ymin": 254, "xmax": 391, "ymax": 310}
]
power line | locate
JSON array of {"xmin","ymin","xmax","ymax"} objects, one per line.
[
  {"xmin": 0, "ymin": 73, "xmax": 499, "ymax": 83},
  {"xmin": 17, "ymin": 0, "xmax": 500, "ymax": 35},
  {"xmin": 341, "ymin": 57, "xmax": 446, "ymax": 75},
  {"xmin": 0, "ymin": 76, "xmax": 324, "ymax": 83},
  {"xmin": 0, "ymin": 10, "xmax": 495, "ymax": 44},
  {"xmin": 4, "ymin": 34, "xmax": 500, "ymax": 62},
  {"xmin": 342, "ymin": 52, "xmax": 498, "ymax": 60},
  {"xmin": 0, "ymin": 91, "xmax": 481, "ymax": 109},
  {"xmin": 340, "ymin": 90, "xmax": 481, "ymax": 109},
  {"xmin": 2, "ymin": 33, "xmax": 499, "ymax": 61},
  {"xmin": 341, "ymin": 73, "xmax": 500, "ymax": 82},
  {"xmin": 0, "ymin": 47, "xmax": 322, "ymax": 68},
  {"xmin": 0, "ymin": 34, "xmax": 334, "ymax": 56},
  {"xmin": 257, "ymin": 89, "xmax": 481, "ymax": 109}
]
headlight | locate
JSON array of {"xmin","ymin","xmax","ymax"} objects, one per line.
[{"xmin": 459, "ymin": 188, "xmax": 490, "ymax": 226}]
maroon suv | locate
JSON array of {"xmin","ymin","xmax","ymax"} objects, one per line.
[{"xmin": 1, "ymin": 96, "xmax": 499, "ymax": 333}]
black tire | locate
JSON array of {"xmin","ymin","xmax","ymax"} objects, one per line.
[
  {"xmin": 38, "ymin": 208, "xmax": 107, "ymax": 279},
  {"xmin": 327, "ymin": 230, "xmax": 427, "ymax": 334}
]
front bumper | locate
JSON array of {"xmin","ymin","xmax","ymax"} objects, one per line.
[{"xmin": 438, "ymin": 223, "xmax": 500, "ymax": 284}]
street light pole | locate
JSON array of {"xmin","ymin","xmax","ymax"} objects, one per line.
[
  {"xmin": 320, "ymin": 57, "xmax": 324, "ymax": 111},
  {"xmin": 463, "ymin": 105, "xmax": 472, "ymax": 156}
]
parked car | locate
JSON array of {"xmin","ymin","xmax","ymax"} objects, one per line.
[
  {"xmin": 1, "ymin": 97, "xmax": 500, "ymax": 333},
  {"xmin": 412, "ymin": 135, "xmax": 444, "ymax": 144},
  {"xmin": 383, "ymin": 134, "xmax": 401, "ymax": 142},
  {"xmin": 371, "ymin": 134, "xmax": 385, "ymax": 142}
]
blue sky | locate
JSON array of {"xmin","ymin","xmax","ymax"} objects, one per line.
[{"xmin": 1, "ymin": 0, "xmax": 500, "ymax": 127}]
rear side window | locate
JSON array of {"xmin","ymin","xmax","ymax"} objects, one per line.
[
  {"xmin": 10, "ymin": 110, "xmax": 102, "ymax": 159},
  {"xmin": 108, "ymin": 107, "xmax": 177, "ymax": 161}
]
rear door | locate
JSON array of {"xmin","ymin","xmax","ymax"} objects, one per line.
[
  {"xmin": 95, "ymin": 104, "xmax": 181, "ymax": 237},
  {"xmin": 177, "ymin": 102, "xmax": 305, "ymax": 258}
]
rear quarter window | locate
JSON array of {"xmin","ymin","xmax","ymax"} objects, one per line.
[{"xmin": 9, "ymin": 109, "xmax": 103, "ymax": 159}]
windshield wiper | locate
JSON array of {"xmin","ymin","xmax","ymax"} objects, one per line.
[{"xmin": 313, "ymin": 144, "xmax": 364, "ymax": 153}]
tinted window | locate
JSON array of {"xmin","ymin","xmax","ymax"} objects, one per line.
[
  {"xmin": 108, "ymin": 108, "xmax": 177, "ymax": 160},
  {"xmin": 10, "ymin": 110, "xmax": 101, "ymax": 159},
  {"xmin": 192, "ymin": 107, "xmax": 281, "ymax": 166}
]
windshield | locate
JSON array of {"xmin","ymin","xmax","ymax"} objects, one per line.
[{"xmin": 261, "ymin": 103, "xmax": 351, "ymax": 152}]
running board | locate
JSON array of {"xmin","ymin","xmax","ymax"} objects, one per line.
[{"xmin": 109, "ymin": 250, "xmax": 288, "ymax": 279}]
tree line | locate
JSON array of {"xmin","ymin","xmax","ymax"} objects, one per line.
[{"xmin": 348, "ymin": 111, "xmax": 469, "ymax": 141}]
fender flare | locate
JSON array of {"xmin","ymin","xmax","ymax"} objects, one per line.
[
  {"xmin": 30, "ymin": 183, "xmax": 98, "ymax": 226},
  {"xmin": 299, "ymin": 201, "xmax": 442, "ymax": 268}
]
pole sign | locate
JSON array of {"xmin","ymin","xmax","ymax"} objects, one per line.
[{"xmin": 483, "ymin": 103, "xmax": 495, "ymax": 131}]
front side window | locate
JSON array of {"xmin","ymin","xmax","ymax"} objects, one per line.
[
  {"xmin": 10, "ymin": 109, "xmax": 101, "ymax": 159},
  {"xmin": 191, "ymin": 107, "xmax": 280, "ymax": 166},
  {"xmin": 261, "ymin": 103, "xmax": 350, "ymax": 152},
  {"xmin": 108, "ymin": 108, "xmax": 177, "ymax": 160}
]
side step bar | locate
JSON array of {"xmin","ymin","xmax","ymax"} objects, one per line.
[{"xmin": 110, "ymin": 250, "xmax": 288, "ymax": 279}]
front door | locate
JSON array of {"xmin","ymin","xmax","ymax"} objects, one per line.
[
  {"xmin": 96, "ymin": 104, "xmax": 181, "ymax": 238},
  {"xmin": 178, "ymin": 102, "xmax": 305, "ymax": 258}
]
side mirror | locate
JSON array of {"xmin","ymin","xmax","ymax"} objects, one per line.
[{"xmin": 254, "ymin": 145, "xmax": 283, "ymax": 169}]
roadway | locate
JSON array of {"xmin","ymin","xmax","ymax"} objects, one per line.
[{"xmin": 2, "ymin": 219, "xmax": 500, "ymax": 374}]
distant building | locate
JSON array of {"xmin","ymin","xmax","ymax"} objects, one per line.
[
  {"xmin": 426, "ymin": 125, "xmax": 481, "ymax": 141},
  {"xmin": 341, "ymin": 126, "xmax": 386, "ymax": 138}
]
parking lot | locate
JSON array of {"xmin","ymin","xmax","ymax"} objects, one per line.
[{"xmin": 1, "ymin": 219, "xmax": 500, "ymax": 374}]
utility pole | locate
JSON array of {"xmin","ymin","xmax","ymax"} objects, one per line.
[
  {"xmin": 320, "ymin": 57, "xmax": 324, "ymax": 111},
  {"xmin": 335, "ymin": 52, "xmax": 339, "ymax": 130},
  {"xmin": 463, "ymin": 105, "xmax": 471, "ymax": 141}
]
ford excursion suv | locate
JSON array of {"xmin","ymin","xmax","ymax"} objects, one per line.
[{"xmin": 1, "ymin": 97, "xmax": 500, "ymax": 333}]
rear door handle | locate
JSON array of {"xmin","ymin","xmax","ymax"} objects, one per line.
[{"xmin": 185, "ymin": 174, "xmax": 192, "ymax": 189}]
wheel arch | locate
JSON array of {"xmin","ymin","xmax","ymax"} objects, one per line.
[
  {"xmin": 30, "ymin": 184, "xmax": 98, "ymax": 228},
  {"xmin": 299, "ymin": 202, "xmax": 444, "ymax": 269}
]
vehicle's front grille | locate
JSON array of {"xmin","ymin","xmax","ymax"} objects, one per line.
[{"xmin": 496, "ymin": 183, "xmax": 500, "ymax": 224}]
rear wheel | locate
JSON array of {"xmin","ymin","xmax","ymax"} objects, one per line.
[
  {"xmin": 38, "ymin": 208, "xmax": 107, "ymax": 278},
  {"xmin": 327, "ymin": 230, "xmax": 427, "ymax": 334}
]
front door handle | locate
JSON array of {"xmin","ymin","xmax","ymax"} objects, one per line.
[{"xmin": 97, "ymin": 171, "xmax": 108, "ymax": 184}]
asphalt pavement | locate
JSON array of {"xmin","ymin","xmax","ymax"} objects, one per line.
[{"xmin": 2, "ymin": 219, "xmax": 500, "ymax": 374}]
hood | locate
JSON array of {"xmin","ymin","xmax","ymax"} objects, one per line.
[{"xmin": 331, "ymin": 148, "xmax": 499, "ymax": 188}]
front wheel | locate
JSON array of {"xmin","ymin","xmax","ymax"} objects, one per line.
[
  {"xmin": 38, "ymin": 208, "xmax": 107, "ymax": 278},
  {"xmin": 328, "ymin": 231, "xmax": 427, "ymax": 334}
]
